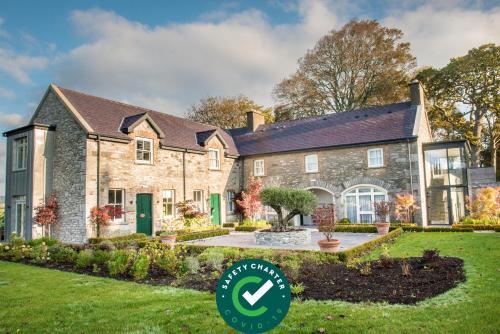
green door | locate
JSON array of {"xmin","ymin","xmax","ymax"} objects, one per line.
[
  {"xmin": 136, "ymin": 194, "xmax": 152, "ymax": 236},
  {"xmin": 210, "ymin": 193, "xmax": 221, "ymax": 225}
]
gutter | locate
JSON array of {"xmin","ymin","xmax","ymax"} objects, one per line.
[
  {"xmin": 182, "ymin": 151, "xmax": 186, "ymax": 200},
  {"xmin": 96, "ymin": 135, "xmax": 101, "ymax": 207}
]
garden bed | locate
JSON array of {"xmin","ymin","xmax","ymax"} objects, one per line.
[{"xmin": 298, "ymin": 256, "xmax": 465, "ymax": 304}]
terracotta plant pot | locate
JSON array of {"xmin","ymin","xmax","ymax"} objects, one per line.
[
  {"xmin": 160, "ymin": 235, "xmax": 177, "ymax": 249},
  {"xmin": 375, "ymin": 222, "xmax": 390, "ymax": 235},
  {"xmin": 317, "ymin": 239, "xmax": 340, "ymax": 252}
]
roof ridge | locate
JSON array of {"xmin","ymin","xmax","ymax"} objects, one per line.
[{"xmin": 56, "ymin": 85, "xmax": 221, "ymax": 131}]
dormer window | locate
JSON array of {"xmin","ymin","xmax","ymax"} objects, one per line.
[
  {"xmin": 208, "ymin": 148, "xmax": 220, "ymax": 170},
  {"xmin": 136, "ymin": 138, "xmax": 153, "ymax": 164}
]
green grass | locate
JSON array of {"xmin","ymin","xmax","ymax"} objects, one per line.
[{"xmin": 1, "ymin": 233, "xmax": 499, "ymax": 333}]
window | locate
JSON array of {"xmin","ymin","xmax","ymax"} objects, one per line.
[
  {"xmin": 305, "ymin": 154, "xmax": 318, "ymax": 173},
  {"xmin": 162, "ymin": 190, "xmax": 175, "ymax": 218},
  {"xmin": 254, "ymin": 160, "xmax": 265, "ymax": 176},
  {"xmin": 343, "ymin": 186, "xmax": 387, "ymax": 224},
  {"xmin": 227, "ymin": 190, "xmax": 235, "ymax": 213},
  {"xmin": 13, "ymin": 137, "xmax": 28, "ymax": 171},
  {"xmin": 193, "ymin": 190, "xmax": 204, "ymax": 212},
  {"xmin": 107, "ymin": 189, "xmax": 124, "ymax": 222},
  {"xmin": 368, "ymin": 148, "xmax": 384, "ymax": 168},
  {"xmin": 136, "ymin": 138, "xmax": 153, "ymax": 164},
  {"xmin": 13, "ymin": 196, "xmax": 26, "ymax": 237},
  {"xmin": 208, "ymin": 148, "xmax": 220, "ymax": 170}
]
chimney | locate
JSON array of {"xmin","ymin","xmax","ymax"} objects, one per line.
[
  {"xmin": 246, "ymin": 110, "xmax": 265, "ymax": 132},
  {"xmin": 409, "ymin": 80, "xmax": 424, "ymax": 107}
]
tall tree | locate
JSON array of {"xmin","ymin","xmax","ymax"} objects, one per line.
[
  {"xmin": 417, "ymin": 44, "xmax": 500, "ymax": 169},
  {"xmin": 186, "ymin": 95, "xmax": 273, "ymax": 129},
  {"xmin": 273, "ymin": 19, "xmax": 416, "ymax": 121}
]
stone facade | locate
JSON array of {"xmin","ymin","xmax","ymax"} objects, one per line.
[
  {"xmin": 32, "ymin": 91, "xmax": 88, "ymax": 243},
  {"xmin": 255, "ymin": 229, "xmax": 311, "ymax": 246},
  {"xmin": 86, "ymin": 120, "xmax": 241, "ymax": 238}
]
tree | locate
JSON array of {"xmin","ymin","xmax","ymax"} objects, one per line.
[
  {"xmin": 89, "ymin": 206, "xmax": 111, "ymax": 238},
  {"xmin": 236, "ymin": 177, "xmax": 263, "ymax": 220},
  {"xmin": 312, "ymin": 204, "xmax": 336, "ymax": 241},
  {"xmin": 186, "ymin": 95, "xmax": 274, "ymax": 128},
  {"xmin": 273, "ymin": 19, "xmax": 416, "ymax": 121},
  {"xmin": 33, "ymin": 193, "xmax": 59, "ymax": 237},
  {"xmin": 394, "ymin": 194, "xmax": 419, "ymax": 225},
  {"xmin": 260, "ymin": 187, "xmax": 317, "ymax": 231},
  {"xmin": 466, "ymin": 187, "xmax": 500, "ymax": 221},
  {"xmin": 417, "ymin": 44, "xmax": 500, "ymax": 168}
]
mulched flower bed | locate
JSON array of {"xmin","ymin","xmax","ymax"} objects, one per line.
[{"xmin": 298, "ymin": 257, "xmax": 465, "ymax": 304}]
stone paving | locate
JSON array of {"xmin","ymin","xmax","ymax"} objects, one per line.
[{"xmin": 183, "ymin": 229, "xmax": 379, "ymax": 251}]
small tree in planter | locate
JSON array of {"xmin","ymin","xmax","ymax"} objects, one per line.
[
  {"xmin": 33, "ymin": 193, "xmax": 59, "ymax": 237},
  {"xmin": 374, "ymin": 200, "xmax": 393, "ymax": 235},
  {"xmin": 312, "ymin": 204, "xmax": 339, "ymax": 252},
  {"xmin": 89, "ymin": 206, "xmax": 111, "ymax": 238},
  {"xmin": 394, "ymin": 194, "xmax": 419, "ymax": 225},
  {"xmin": 260, "ymin": 187, "xmax": 317, "ymax": 231},
  {"xmin": 236, "ymin": 177, "xmax": 263, "ymax": 221}
]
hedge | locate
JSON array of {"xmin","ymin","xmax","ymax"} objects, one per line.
[
  {"xmin": 333, "ymin": 224, "xmax": 474, "ymax": 233},
  {"xmin": 402, "ymin": 226, "xmax": 473, "ymax": 232},
  {"xmin": 452, "ymin": 224, "xmax": 498, "ymax": 231},
  {"xmin": 223, "ymin": 223, "xmax": 236, "ymax": 228},
  {"xmin": 176, "ymin": 229, "xmax": 229, "ymax": 242},
  {"xmin": 88, "ymin": 233, "xmax": 148, "ymax": 244},
  {"xmin": 235, "ymin": 226, "xmax": 258, "ymax": 232},
  {"xmin": 336, "ymin": 227, "xmax": 404, "ymax": 262}
]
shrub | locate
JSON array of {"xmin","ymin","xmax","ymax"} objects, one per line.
[
  {"xmin": 131, "ymin": 253, "xmax": 150, "ymax": 280},
  {"xmin": 200, "ymin": 248, "xmax": 225, "ymax": 271},
  {"xmin": 48, "ymin": 245, "xmax": 77, "ymax": 264},
  {"xmin": 401, "ymin": 259, "xmax": 411, "ymax": 277},
  {"xmin": 241, "ymin": 219, "xmax": 269, "ymax": 229},
  {"xmin": 460, "ymin": 216, "xmax": 499, "ymax": 225},
  {"xmin": 76, "ymin": 249, "xmax": 94, "ymax": 269},
  {"xmin": 335, "ymin": 225, "xmax": 378, "ymax": 233},
  {"xmin": 260, "ymin": 187, "xmax": 317, "ymax": 231},
  {"xmin": 28, "ymin": 237, "xmax": 58, "ymax": 247},
  {"xmin": 92, "ymin": 249, "xmax": 112, "ymax": 266},
  {"xmin": 312, "ymin": 204, "xmax": 336, "ymax": 241},
  {"xmin": 337, "ymin": 228, "xmax": 404, "ymax": 262},
  {"xmin": 176, "ymin": 229, "xmax": 229, "ymax": 242},
  {"xmin": 374, "ymin": 200, "xmax": 393, "ymax": 222},
  {"xmin": 234, "ymin": 226, "xmax": 258, "ymax": 232},
  {"xmin": 183, "ymin": 256, "xmax": 200, "ymax": 274},
  {"xmin": 156, "ymin": 250, "xmax": 182, "ymax": 277},
  {"xmin": 29, "ymin": 243, "xmax": 50, "ymax": 264},
  {"xmin": 452, "ymin": 224, "xmax": 496, "ymax": 230},
  {"xmin": 338, "ymin": 218, "xmax": 351, "ymax": 225},
  {"xmin": 422, "ymin": 249, "xmax": 440, "ymax": 263},
  {"xmin": 394, "ymin": 194, "xmax": 419, "ymax": 224},
  {"xmin": 466, "ymin": 187, "xmax": 500, "ymax": 220},
  {"xmin": 359, "ymin": 262, "xmax": 372, "ymax": 276},
  {"xmin": 97, "ymin": 240, "xmax": 116, "ymax": 251},
  {"xmin": 88, "ymin": 233, "xmax": 148, "ymax": 245},
  {"xmin": 290, "ymin": 283, "xmax": 305, "ymax": 296},
  {"xmin": 107, "ymin": 250, "xmax": 133, "ymax": 276},
  {"xmin": 236, "ymin": 177, "xmax": 263, "ymax": 220},
  {"xmin": 223, "ymin": 223, "xmax": 235, "ymax": 228}
]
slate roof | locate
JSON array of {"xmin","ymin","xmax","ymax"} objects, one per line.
[
  {"xmin": 230, "ymin": 102, "xmax": 417, "ymax": 156},
  {"xmin": 56, "ymin": 86, "xmax": 239, "ymax": 156}
]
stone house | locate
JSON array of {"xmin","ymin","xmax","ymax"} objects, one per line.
[{"xmin": 3, "ymin": 82, "xmax": 472, "ymax": 243}]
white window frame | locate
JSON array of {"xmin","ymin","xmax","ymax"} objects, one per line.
[
  {"xmin": 135, "ymin": 137, "xmax": 153, "ymax": 164},
  {"xmin": 193, "ymin": 190, "xmax": 204, "ymax": 212},
  {"xmin": 305, "ymin": 154, "xmax": 319, "ymax": 173},
  {"xmin": 162, "ymin": 189, "xmax": 175, "ymax": 218},
  {"xmin": 367, "ymin": 148, "xmax": 384, "ymax": 168},
  {"xmin": 208, "ymin": 148, "xmax": 220, "ymax": 170},
  {"xmin": 227, "ymin": 190, "xmax": 236, "ymax": 213},
  {"xmin": 13, "ymin": 137, "xmax": 28, "ymax": 171},
  {"xmin": 253, "ymin": 160, "xmax": 265, "ymax": 176},
  {"xmin": 342, "ymin": 185, "xmax": 387, "ymax": 224},
  {"xmin": 107, "ymin": 189, "xmax": 125, "ymax": 223},
  {"xmin": 13, "ymin": 196, "xmax": 26, "ymax": 237}
]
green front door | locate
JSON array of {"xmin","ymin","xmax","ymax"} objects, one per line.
[
  {"xmin": 136, "ymin": 194, "xmax": 152, "ymax": 236},
  {"xmin": 210, "ymin": 193, "xmax": 221, "ymax": 225}
]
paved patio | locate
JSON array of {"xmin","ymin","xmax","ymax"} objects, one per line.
[{"xmin": 183, "ymin": 229, "xmax": 379, "ymax": 251}]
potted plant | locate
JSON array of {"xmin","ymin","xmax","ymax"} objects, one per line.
[
  {"xmin": 159, "ymin": 230, "xmax": 177, "ymax": 249},
  {"xmin": 312, "ymin": 204, "xmax": 340, "ymax": 252},
  {"xmin": 374, "ymin": 200, "xmax": 392, "ymax": 235}
]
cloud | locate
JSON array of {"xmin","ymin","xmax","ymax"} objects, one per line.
[
  {"xmin": 55, "ymin": 2, "xmax": 339, "ymax": 115},
  {"xmin": 0, "ymin": 112, "xmax": 25, "ymax": 127},
  {"xmin": 0, "ymin": 86, "xmax": 16, "ymax": 99},
  {"xmin": 0, "ymin": 48, "xmax": 48, "ymax": 84},
  {"xmin": 53, "ymin": 1, "xmax": 499, "ymax": 118},
  {"xmin": 0, "ymin": 17, "xmax": 8, "ymax": 38},
  {"xmin": 383, "ymin": 4, "xmax": 500, "ymax": 67}
]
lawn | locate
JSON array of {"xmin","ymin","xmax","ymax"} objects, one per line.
[{"xmin": 0, "ymin": 232, "xmax": 499, "ymax": 333}]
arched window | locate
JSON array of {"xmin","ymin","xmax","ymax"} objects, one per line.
[{"xmin": 343, "ymin": 186, "xmax": 387, "ymax": 224}]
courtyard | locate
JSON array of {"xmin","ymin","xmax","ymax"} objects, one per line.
[{"xmin": 184, "ymin": 229, "xmax": 379, "ymax": 251}]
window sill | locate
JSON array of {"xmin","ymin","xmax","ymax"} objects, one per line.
[
  {"xmin": 135, "ymin": 160, "xmax": 154, "ymax": 165},
  {"xmin": 305, "ymin": 170, "xmax": 319, "ymax": 174},
  {"xmin": 254, "ymin": 174, "xmax": 265, "ymax": 177},
  {"xmin": 12, "ymin": 168, "xmax": 27, "ymax": 172},
  {"xmin": 368, "ymin": 165, "xmax": 385, "ymax": 169}
]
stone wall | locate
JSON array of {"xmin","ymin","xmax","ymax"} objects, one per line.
[
  {"xmin": 32, "ymin": 91, "xmax": 88, "ymax": 243},
  {"xmin": 243, "ymin": 141, "xmax": 425, "ymax": 224},
  {"xmin": 86, "ymin": 120, "xmax": 241, "ymax": 237}
]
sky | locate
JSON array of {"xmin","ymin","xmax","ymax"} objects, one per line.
[{"xmin": 0, "ymin": 0, "xmax": 499, "ymax": 195}]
